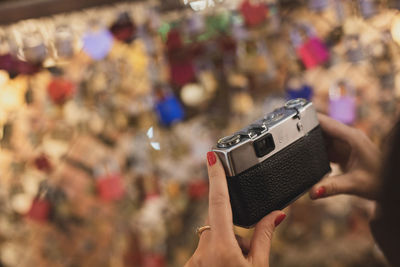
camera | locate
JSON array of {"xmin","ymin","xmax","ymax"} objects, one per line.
[{"xmin": 212, "ymin": 99, "xmax": 331, "ymax": 227}]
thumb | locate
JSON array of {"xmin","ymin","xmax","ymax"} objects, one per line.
[
  {"xmin": 309, "ymin": 173, "xmax": 354, "ymax": 199},
  {"xmin": 249, "ymin": 211, "xmax": 286, "ymax": 267}
]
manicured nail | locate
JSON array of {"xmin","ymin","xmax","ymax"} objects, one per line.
[
  {"xmin": 315, "ymin": 187, "xmax": 326, "ymax": 199},
  {"xmin": 274, "ymin": 213, "xmax": 286, "ymax": 227},
  {"xmin": 207, "ymin": 152, "xmax": 217, "ymax": 166}
]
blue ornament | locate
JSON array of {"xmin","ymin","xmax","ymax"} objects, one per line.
[
  {"xmin": 82, "ymin": 29, "xmax": 114, "ymax": 60},
  {"xmin": 286, "ymin": 85, "xmax": 313, "ymax": 101},
  {"xmin": 155, "ymin": 94, "xmax": 185, "ymax": 126}
]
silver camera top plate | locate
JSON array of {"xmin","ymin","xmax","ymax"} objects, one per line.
[{"xmin": 212, "ymin": 99, "xmax": 319, "ymax": 177}]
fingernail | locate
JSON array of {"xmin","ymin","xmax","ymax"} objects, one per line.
[
  {"xmin": 274, "ymin": 213, "xmax": 286, "ymax": 227},
  {"xmin": 314, "ymin": 187, "xmax": 326, "ymax": 199},
  {"xmin": 207, "ymin": 152, "xmax": 217, "ymax": 166}
]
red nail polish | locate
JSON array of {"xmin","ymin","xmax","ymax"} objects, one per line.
[
  {"xmin": 274, "ymin": 213, "xmax": 286, "ymax": 227},
  {"xmin": 315, "ymin": 187, "xmax": 326, "ymax": 199},
  {"xmin": 207, "ymin": 152, "xmax": 217, "ymax": 166}
]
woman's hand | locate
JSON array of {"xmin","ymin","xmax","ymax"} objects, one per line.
[
  {"xmin": 309, "ymin": 114, "xmax": 381, "ymax": 200},
  {"xmin": 185, "ymin": 152, "xmax": 286, "ymax": 267}
]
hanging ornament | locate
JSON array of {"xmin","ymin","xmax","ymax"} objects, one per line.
[
  {"xmin": 110, "ymin": 12, "xmax": 137, "ymax": 43},
  {"xmin": 240, "ymin": 0, "xmax": 268, "ymax": 27},
  {"xmin": 47, "ymin": 77, "xmax": 75, "ymax": 105},
  {"xmin": 26, "ymin": 198, "xmax": 50, "ymax": 222},
  {"xmin": 166, "ymin": 30, "xmax": 196, "ymax": 86},
  {"xmin": 180, "ymin": 83, "xmax": 207, "ymax": 107},
  {"xmin": 187, "ymin": 179, "xmax": 208, "ymax": 200},
  {"xmin": 22, "ymin": 30, "xmax": 48, "ymax": 64},
  {"xmin": 26, "ymin": 182, "xmax": 51, "ymax": 222},
  {"xmin": 291, "ymin": 24, "xmax": 330, "ymax": 69},
  {"xmin": 54, "ymin": 25, "xmax": 77, "ymax": 59},
  {"xmin": 285, "ymin": 75, "xmax": 313, "ymax": 101},
  {"xmin": 82, "ymin": 21, "xmax": 114, "ymax": 61},
  {"xmin": 94, "ymin": 159, "xmax": 125, "ymax": 202},
  {"xmin": 329, "ymin": 80, "xmax": 356, "ymax": 125},
  {"xmin": 96, "ymin": 173, "xmax": 125, "ymax": 202},
  {"xmin": 34, "ymin": 154, "xmax": 53, "ymax": 173},
  {"xmin": 154, "ymin": 85, "xmax": 185, "ymax": 126},
  {"xmin": 0, "ymin": 77, "xmax": 26, "ymax": 111},
  {"xmin": 0, "ymin": 53, "xmax": 40, "ymax": 77},
  {"xmin": 296, "ymin": 32, "xmax": 330, "ymax": 69}
]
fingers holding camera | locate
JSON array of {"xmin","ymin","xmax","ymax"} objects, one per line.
[
  {"xmin": 314, "ymin": 113, "xmax": 382, "ymax": 201},
  {"xmin": 206, "ymin": 152, "xmax": 235, "ymax": 241},
  {"xmin": 248, "ymin": 211, "xmax": 286, "ymax": 267},
  {"xmin": 317, "ymin": 113, "xmax": 358, "ymax": 143},
  {"xmin": 310, "ymin": 170, "xmax": 381, "ymax": 200},
  {"xmin": 309, "ymin": 173, "xmax": 354, "ymax": 199}
]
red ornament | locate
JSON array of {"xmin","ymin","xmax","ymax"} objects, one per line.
[
  {"xmin": 16, "ymin": 60, "xmax": 41, "ymax": 75},
  {"xmin": 96, "ymin": 173, "xmax": 125, "ymax": 202},
  {"xmin": 240, "ymin": 0, "xmax": 268, "ymax": 27},
  {"xmin": 188, "ymin": 180, "xmax": 208, "ymax": 200},
  {"xmin": 0, "ymin": 54, "xmax": 40, "ymax": 78},
  {"xmin": 110, "ymin": 13, "xmax": 136, "ymax": 43},
  {"xmin": 47, "ymin": 78, "xmax": 75, "ymax": 105},
  {"xmin": 166, "ymin": 30, "xmax": 196, "ymax": 86},
  {"xmin": 166, "ymin": 30, "xmax": 184, "ymax": 52},
  {"xmin": 34, "ymin": 154, "xmax": 52, "ymax": 173},
  {"xmin": 26, "ymin": 198, "xmax": 50, "ymax": 222},
  {"xmin": 142, "ymin": 253, "xmax": 166, "ymax": 267}
]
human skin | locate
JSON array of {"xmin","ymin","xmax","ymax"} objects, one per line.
[{"xmin": 185, "ymin": 152, "xmax": 285, "ymax": 267}]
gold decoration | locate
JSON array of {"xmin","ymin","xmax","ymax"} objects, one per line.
[{"xmin": 0, "ymin": 76, "xmax": 27, "ymax": 112}]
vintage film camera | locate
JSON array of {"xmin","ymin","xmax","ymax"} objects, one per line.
[{"xmin": 212, "ymin": 99, "xmax": 331, "ymax": 227}]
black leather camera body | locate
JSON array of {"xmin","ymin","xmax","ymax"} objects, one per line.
[{"xmin": 212, "ymin": 99, "xmax": 331, "ymax": 228}]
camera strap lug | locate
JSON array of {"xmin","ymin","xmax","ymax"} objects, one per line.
[
  {"xmin": 296, "ymin": 121, "xmax": 306, "ymax": 136},
  {"xmin": 293, "ymin": 112, "xmax": 307, "ymax": 137}
]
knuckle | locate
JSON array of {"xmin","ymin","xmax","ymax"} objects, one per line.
[
  {"xmin": 329, "ymin": 180, "xmax": 338, "ymax": 195},
  {"xmin": 351, "ymin": 128, "xmax": 367, "ymax": 143},
  {"xmin": 258, "ymin": 220, "xmax": 274, "ymax": 241},
  {"xmin": 262, "ymin": 227, "xmax": 274, "ymax": 241}
]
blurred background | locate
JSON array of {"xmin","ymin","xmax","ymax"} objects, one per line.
[{"xmin": 0, "ymin": 0, "xmax": 399, "ymax": 266}]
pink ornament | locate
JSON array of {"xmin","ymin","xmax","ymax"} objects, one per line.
[{"xmin": 297, "ymin": 37, "xmax": 330, "ymax": 69}]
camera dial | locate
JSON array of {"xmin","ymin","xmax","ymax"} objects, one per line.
[
  {"xmin": 217, "ymin": 134, "xmax": 241, "ymax": 148},
  {"xmin": 264, "ymin": 109, "xmax": 285, "ymax": 123},
  {"xmin": 247, "ymin": 123, "xmax": 268, "ymax": 138},
  {"xmin": 285, "ymin": 98, "xmax": 307, "ymax": 109}
]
